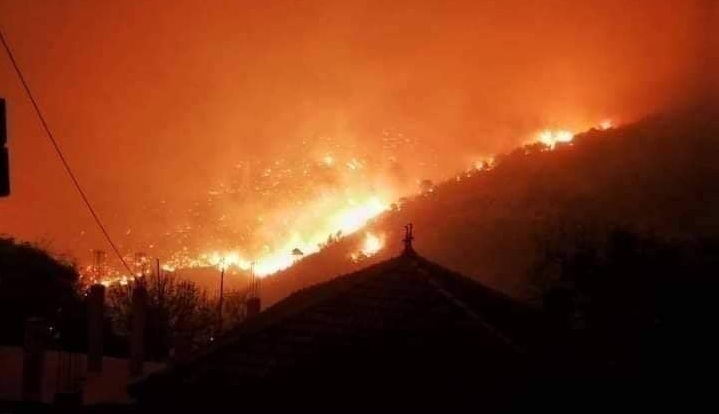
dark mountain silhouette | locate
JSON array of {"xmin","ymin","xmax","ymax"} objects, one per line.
[{"xmin": 261, "ymin": 106, "xmax": 719, "ymax": 307}]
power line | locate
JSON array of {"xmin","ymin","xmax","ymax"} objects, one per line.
[{"xmin": 0, "ymin": 29, "xmax": 134, "ymax": 275}]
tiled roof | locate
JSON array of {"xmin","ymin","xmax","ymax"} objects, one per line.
[{"xmin": 131, "ymin": 254, "xmax": 545, "ymax": 407}]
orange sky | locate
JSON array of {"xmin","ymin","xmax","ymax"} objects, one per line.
[{"xmin": 0, "ymin": 0, "xmax": 710, "ymax": 266}]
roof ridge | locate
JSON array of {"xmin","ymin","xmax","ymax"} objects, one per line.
[
  {"xmin": 130, "ymin": 254, "xmax": 542, "ymax": 399},
  {"xmin": 418, "ymin": 267, "xmax": 524, "ymax": 354}
]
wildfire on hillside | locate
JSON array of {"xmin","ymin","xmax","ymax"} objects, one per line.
[{"xmin": 82, "ymin": 120, "xmax": 615, "ymax": 287}]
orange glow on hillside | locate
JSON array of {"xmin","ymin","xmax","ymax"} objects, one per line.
[
  {"xmin": 84, "ymin": 193, "xmax": 390, "ymax": 285},
  {"xmin": 162, "ymin": 195, "xmax": 389, "ymax": 277},
  {"xmin": 351, "ymin": 232, "xmax": 385, "ymax": 262},
  {"xmin": 82, "ymin": 119, "xmax": 624, "ymax": 287},
  {"xmin": 600, "ymin": 120, "xmax": 614, "ymax": 130},
  {"xmin": 536, "ymin": 130, "xmax": 575, "ymax": 149}
]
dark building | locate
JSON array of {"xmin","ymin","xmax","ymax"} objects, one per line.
[{"xmin": 130, "ymin": 250, "xmax": 553, "ymax": 411}]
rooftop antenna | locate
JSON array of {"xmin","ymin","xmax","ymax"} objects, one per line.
[
  {"xmin": 403, "ymin": 223, "xmax": 416, "ymax": 256},
  {"xmin": 249, "ymin": 262, "xmax": 261, "ymax": 299},
  {"xmin": 246, "ymin": 262, "xmax": 261, "ymax": 318}
]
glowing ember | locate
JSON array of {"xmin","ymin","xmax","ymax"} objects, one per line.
[
  {"xmin": 360, "ymin": 232, "xmax": 383, "ymax": 256},
  {"xmin": 599, "ymin": 120, "xmax": 613, "ymax": 130},
  {"xmin": 526, "ymin": 120, "xmax": 615, "ymax": 150},
  {"xmin": 473, "ymin": 156, "xmax": 495, "ymax": 172},
  {"xmin": 536, "ymin": 130, "xmax": 575, "ymax": 149},
  {"xmin": 351, "ymin": 232, "xmax": 384, "ymax": 262}
]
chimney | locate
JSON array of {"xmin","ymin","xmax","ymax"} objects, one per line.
[
  {"xmin": 246, "ymin": 297, "xmax": 261, "ymax": 318},
  {"xmin": 22, "ymin": 317, "xmax": 47, "ymax": 402},
  {"xmin": 129, "ymin": 284, "xmax": 148, "ymax": 377},
  {"xmin": 87, "ymin": 284, "xmax": 105, "ymax": 373},
  {"xmin": 1, "ymin": 98, "xmax": 9, "ymax": 197}
]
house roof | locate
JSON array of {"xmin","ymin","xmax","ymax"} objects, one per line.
[{"xmin": 130, "ymin": 253, "xmax": 546, "ymax": 407}]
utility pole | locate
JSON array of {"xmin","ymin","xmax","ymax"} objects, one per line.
[
  {"xmin": 155, "ymin": 258, "xmax": 161, "ymax": 298},
  {"xmin": 1, "ymin": 98, "xmax": 9, "ymax": 197},
  {"xmin": 217, "ymin": 265, "xmax": 225, "ymax": 335},
  {"xmin": 246, "ymin": 262, "xmax": 261, "ymax": 318}
]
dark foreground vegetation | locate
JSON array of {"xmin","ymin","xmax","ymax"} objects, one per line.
[{"xmin": 0, "ymin": 238, "xmax": 248, "ymax": 360}]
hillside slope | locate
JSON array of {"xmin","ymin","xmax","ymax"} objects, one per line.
[{"xmin": 261, "ymin": 107, "xmax": 719, "ymax": 307}]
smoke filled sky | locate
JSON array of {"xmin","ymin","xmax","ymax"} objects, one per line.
[{"xmin": 0, "ymin": 0, "xmax": 711, "ymax": 266}]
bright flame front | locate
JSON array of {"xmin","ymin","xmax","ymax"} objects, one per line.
[
  {"xmin": 193, "ymin": 196, "xmax": 389, "ymax": 277},
  {"xmin": 83, "ymin": 119, "xmax": 617, "ymax": 287}
]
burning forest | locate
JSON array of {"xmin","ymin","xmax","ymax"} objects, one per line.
[
  {"xmin": 1, "ymin": 0, "xmax": 718, "ymax": 410},
  {"xmin": 80, "ymin": 118, "xmax": 614, "ymax": 289}
]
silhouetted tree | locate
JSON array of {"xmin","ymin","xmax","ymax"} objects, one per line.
[
  {"xmin": 0, "ymin": 238, "xmax": 82, "ymax": 345},
  {"xmin": 222, "ymin": 289, "xmax": 250, "ymax": 330},
  {"xmin": 533, "ymin": 226, "xmax": 719, "ymax": 376},
  {"xmin": 107, "ymin": 273, "xmax": 215, "ymax": 360}
]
